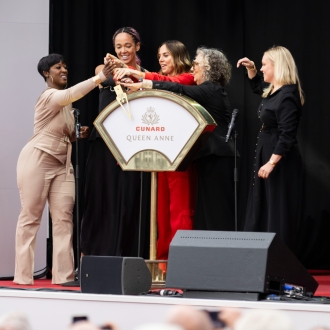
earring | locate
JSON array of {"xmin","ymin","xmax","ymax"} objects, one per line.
[{"xmin": 49, "ymin": 75, "xmax": 54, "ymax": 83}]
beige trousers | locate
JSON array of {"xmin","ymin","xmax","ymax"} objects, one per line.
[{"xmin": 14, "ymin": 146, "xmax": 75, "ymax": 284}]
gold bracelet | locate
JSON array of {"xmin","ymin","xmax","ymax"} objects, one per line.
[
  {"xmin": 246, "ymin": 63, "xmax": 256, "ymax": 71},
  {"xmin": 269, "ymin": 159, "xmax": 276, "ymax": 166},
  {"xmin": 92, "ymin": 74, "xmax": 102, "ymax": 85}
]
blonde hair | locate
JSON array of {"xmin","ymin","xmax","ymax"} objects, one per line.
[{"xmin": 262, "ymin": 46, "xmax": 304, "ymax": 105}]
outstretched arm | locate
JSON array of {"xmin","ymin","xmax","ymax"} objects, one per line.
[{"xmin": 45, "ymin": 61, "xmax": 115, "ymax": 111}]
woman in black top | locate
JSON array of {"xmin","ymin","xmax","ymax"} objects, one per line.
[
  {"xmin": 122, "ymin": 47, "xmax": 236, "ymax": 231},
  {"xmin": 237, "ymin": 46, "xmax": 304, "ymax": 253},
  {"xmin": 80, "ymin": 27, "xmax": 149, "ymax": 257}
]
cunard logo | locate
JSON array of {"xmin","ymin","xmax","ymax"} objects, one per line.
[{"xmin": 141, "ymin": 107, "xmax": 160, "ymax": 125}]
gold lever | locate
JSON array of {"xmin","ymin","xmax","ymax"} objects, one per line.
[{"xmin": 114, "ymin": 85, "xmax": 132, "ymax": 120}]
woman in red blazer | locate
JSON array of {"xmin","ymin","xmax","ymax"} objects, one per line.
[{"xmin": 114, "ymin": 40, "xmax": 195, "ymax": 260}]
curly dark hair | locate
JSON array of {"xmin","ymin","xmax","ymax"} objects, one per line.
[{"xmin": 196, "ymin": 47, "xmax": 231, "ymax": 86}]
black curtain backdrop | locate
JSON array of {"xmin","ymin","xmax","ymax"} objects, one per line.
[{"xmin": 49, "ymin": 0, "xmax": 330, "ymax": 268}]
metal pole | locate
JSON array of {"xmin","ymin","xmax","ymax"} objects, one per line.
[
  {"xmin": 137, "ymin": 171, "xmax": 143, "ymax": 257},
  {"xmin": 149, "ymin": 172, "xmax": 158, "ymax": 260},
  {"xmin": 234, "ymin": 130, "xmax": 238, "ymax": 231},
  {"xmin": 74, "ymin": 110, "xmax": 81, "ymax": 273}
]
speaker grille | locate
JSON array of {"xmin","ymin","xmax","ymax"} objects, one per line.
[
  {"xmin": 166, "ymin": 230, "xmax": 318, "ymax": 294},
  {"xmin": 180, "ymin": 236, "xmax": 266, "ymax": 241}
]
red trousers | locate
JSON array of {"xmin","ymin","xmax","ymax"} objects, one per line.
[{"xmin": 156, "ymin": 168, "xmax": 195, "ymax": 260}]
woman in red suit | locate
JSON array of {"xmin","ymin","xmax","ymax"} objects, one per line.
[{"xmin": 114, "ymin": 40, "xmax": 195, "ymax": 260}]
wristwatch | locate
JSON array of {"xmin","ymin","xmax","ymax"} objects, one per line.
[{"xmin": 269, "ymin": 159, "xmax": 276, "ymax": 166}]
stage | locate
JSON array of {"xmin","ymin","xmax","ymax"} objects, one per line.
[{"xmin": 1, "ymin": 276, "xmax": 330, "ymax": 330}]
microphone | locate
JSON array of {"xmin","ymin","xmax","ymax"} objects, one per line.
[
  {"xmin": 73, "ymin": 108, "xmax": 81, "ymax": 139},
  {"xmin": 225, "ymin": 109, "xmax": 239, "ymax": 142}
]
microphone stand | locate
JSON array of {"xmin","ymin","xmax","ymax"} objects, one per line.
[
  {"xmin": 233, "ymin": 130, "xmax": 238, "ymax": 231},
  {"xmin": 62, "ymin": 109, "xmax": 81, "ymax": 287},
  {"xmin": 138, "ymin": 171, "xmax": 143, "ymax": 257},
  {"xmin": 225, "ymin": 109, "xmax": 239, "ymax": 231}
]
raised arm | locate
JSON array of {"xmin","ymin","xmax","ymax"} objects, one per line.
[
  {"xmin": 121, "ymin": 79, "xmax": 208, "ymax": 106},
  {"xmin": 237, "ymin": 57, "xmax": 270, "ymax": 95},
  {"xmin": 45, "ymin": 61, "xmax": 114, "ymax": 111},
  {"xmin": 237, "ymin": 57, "xmax": 257, "ymax": 79},
  {"xmin": 114, "ymin": 68, "xmax": 195, "ymax": 85}
]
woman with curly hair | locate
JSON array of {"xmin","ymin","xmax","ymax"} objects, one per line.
[{"xmin": 122, "ymin": 47, "xmax": 236, "ymax": 231}]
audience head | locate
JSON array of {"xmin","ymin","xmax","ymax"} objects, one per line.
[
  {"xmin": 0, "ymin": 313, "xmax": 32, "ymax": 330},
  {"xmin": 112, "ymin": 27, "xmax": 141, "ymax": 66},
  {"xmin": 165, "ymin": 306, "xmax": 213, "ymax": 330},
  {"xmin": 133, "ymin": 323, "xmax": 183, "ymax": 330},
  {"xmin": 158, "ymin": 40, "xmax": 191, "ymax": 76},
  {"xmin": 234, "ymin": 309, "xmax": 294, "ymax": 330},
  {"xmin": 193, "ymin": 47, "xmax": 231, "ymax": 86}
]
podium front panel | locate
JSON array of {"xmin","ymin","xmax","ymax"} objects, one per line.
[{"xmin": 94, "ymin": 90, "xmax": 216, "ymax": 171}]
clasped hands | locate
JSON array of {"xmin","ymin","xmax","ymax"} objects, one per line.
[
  {"xmin": 102, "ymin": 54, "xmax": 145, "ymax": 92},
  {"xmin": 101, "ymin": 53, "xmax": 128, "ymax": 79}
]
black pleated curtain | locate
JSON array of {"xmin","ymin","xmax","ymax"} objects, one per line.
[{"xmin": 49, "ymin": 0, "xmax": 330, "ymax": 269}]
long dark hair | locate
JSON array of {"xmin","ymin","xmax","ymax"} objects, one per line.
[
  {"xmin": 112, "ymin": 27, "xmax": 141, "ymax": 65},
  {"xmin": 158, "ymin": 40, "xmax": 191, "ymax": 75}
]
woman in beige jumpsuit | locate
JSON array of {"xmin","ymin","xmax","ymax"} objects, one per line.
[{"xmin": 14, "ymin": 53, "xmax": 113, "ymax": 284}]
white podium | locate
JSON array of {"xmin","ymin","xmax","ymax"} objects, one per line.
[{"xmin": 94, "ymin": 89, "xmax": 216, "ymax": 285}]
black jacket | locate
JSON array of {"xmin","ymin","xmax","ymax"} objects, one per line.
[
  {"xmin": 152, "ymin": 80, "xmax": 235, "ymax": 158},
  {"xmin": 249, "ymin": 74, "xmax": 302, "ymax": 155}
]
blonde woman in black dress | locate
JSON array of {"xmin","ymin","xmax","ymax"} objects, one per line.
[{"xmin": 237, "ymin": 46, "xmax": 304, "ymax": 253}]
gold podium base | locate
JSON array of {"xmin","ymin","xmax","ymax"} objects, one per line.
[{"xmin": 145, "ymin": 260, "xmax": 167, "ymax": 288}]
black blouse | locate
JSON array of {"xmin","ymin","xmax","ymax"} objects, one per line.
[
  {"xmin": 249, "ymin": 74, "xmax": 302, "ymax": 155},
  {"xmin": 89, "ymin": 76, "xmax": 116, "ymax": 141},
  {"xmin": 152, "ymin": 80, "xmax": 235, "ymax": 158}
]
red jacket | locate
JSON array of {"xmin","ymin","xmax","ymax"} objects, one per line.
[{"xmin": 144, "ymin": 72, "xmax": 195, "ymax": 85}]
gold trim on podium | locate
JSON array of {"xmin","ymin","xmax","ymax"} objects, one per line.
[
  {"xmin": 94, "ymin": 90, "xmax": 216, "ymax": 171},
  {"xmin": 94, "ymin": 90, "xmax": 216, "ymax": 287}
]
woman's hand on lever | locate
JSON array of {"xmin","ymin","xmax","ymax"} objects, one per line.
[
  {"xmin": 237, "ymin": 57, "xmax": 257, "ymax": 79},
  {"xmin": 121, "ymin": 79, "xmax": 142, "ymax": 92},
  {"xmin": 113, "ymin": 68, "xmax": 144, "ymax": 81},
  {"xmin": 105, "ymin": 53, "xmax": 127, "ymax": 69},
  {"xmin": 121, "ymin": 79, "xmax": 153, "ymax": 92},
  {"xmin": 102, "ymin": 60, "xmax": 116, "ymax": 79},
  {"xmin": 113, "ymin": 68, "xmax": 134, "ymax": 81}
]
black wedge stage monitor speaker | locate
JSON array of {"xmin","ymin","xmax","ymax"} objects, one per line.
[
  {"xmin": 80, "ymin": 256, "xmax": 152, "ymax": 295},
  {"xmin": 166, "ymin": 231, "xmax": 318, "ymax": 296}
]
